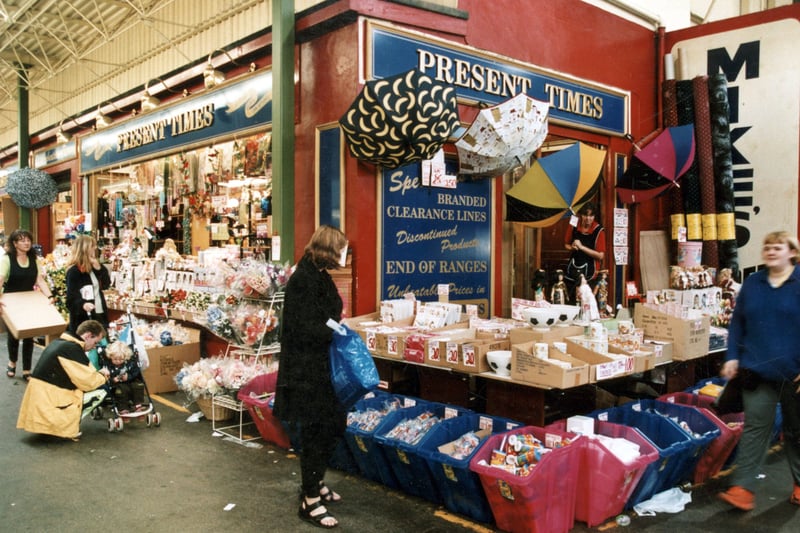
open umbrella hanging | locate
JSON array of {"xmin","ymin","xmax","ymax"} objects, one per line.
[
  {"xmin": 338, "ymin": 69, "xmax": 460, "ymax": 169},
  {"xmin": 455, "ymin": 92, "xmax": 549, "ymax": 179},
  {"xmin": 506, "ymin": 142, "xmax": 607, "ymax": 227},
  {"xmin": 616, "ymin": 124, "xmax": 696, "ymax": 204}
]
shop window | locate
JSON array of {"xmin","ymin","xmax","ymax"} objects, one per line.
[{"xmin": 316, "ymin": 124, "xmax": 345, "ymax": 230}]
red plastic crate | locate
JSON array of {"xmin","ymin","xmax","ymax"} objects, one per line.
[
  {"xmin": 546, "ymin": 419, "xmax": 659, "ymax": 527},
  {"xmin": 237, "ymin": 373, "xmax": 292, "ymax": 449},
  {"xmin": 469, "ymin": 426, "xmax": 580, "ymax": 533},
  {"xmin": 658, "ymin": 392, "xmax": 744, "ymax": 483}
]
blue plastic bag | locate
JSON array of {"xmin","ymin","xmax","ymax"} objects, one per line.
[{"xmin": 328, "ymin": 321, "xmax": 379, "ymax": 407}]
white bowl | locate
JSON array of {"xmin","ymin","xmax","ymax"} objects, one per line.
[
  {"xmin": 486, "ymin": 350, "xmax": 512, "ymax": 377},
  {"xmin": 549, "ymin": 305, "xmax": 581, "ymax": 326},
  {"xmin": 521, "ymin": 307, "xmax": 560, "ymax": 329}
]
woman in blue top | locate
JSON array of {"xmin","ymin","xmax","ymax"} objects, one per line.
[{"xmin": 719, "ymin": 230, "xmax": 800, "ymax": 511}]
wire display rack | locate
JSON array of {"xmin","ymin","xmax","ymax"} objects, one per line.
[{"xmin": 211, "ymin": 394, "xmax": 261, "ymax": 443}]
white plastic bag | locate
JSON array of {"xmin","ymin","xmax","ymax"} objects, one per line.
[{"xmin": 633, "ymin": 487, "xmax": 692, "ymax": 516}]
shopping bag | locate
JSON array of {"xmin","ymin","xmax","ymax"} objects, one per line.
[
  {"xmin": 327, "ymin": 320, "xmax": 379, "ymax": 407},
  {"xmin": 713, "ymin": 375, "xmax": 743, "ymax": 415}
]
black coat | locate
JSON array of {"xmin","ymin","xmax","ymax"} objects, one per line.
[
  {"xmin": 273, "ymin": 255, "xmax": 344, "ymax": 424},
  {"xmin": 65, "ymin": 264, "xmax": 111, "ymax": 332}
]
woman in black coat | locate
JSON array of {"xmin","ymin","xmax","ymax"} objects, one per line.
[
  {"xmin": 273, "ymin": 225, "xmax": 349, "ymax": 529},
  {"xmin": 65, "ymin": 235, "xmax": 111, "ymax": 334}
]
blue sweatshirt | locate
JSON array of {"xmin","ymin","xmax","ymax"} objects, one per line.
[{"xmin": 726, "ymin": 265, "xmax": 800, "ymax": 382}]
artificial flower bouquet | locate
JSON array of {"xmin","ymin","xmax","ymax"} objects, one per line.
[
  {"xmin": 174, "ymin": 356, "xmax": 272, "ymax": 401},
  {"xmin": 223, "ymin": 258, "xmax": 293, "ymax": 300},
  {"xmin": 206, "ymin": 298, "xmax": 281, "ymax": 349}
]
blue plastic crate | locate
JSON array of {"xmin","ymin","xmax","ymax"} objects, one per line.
[
  {"xmin": 418, "ymin": 413, "xmax": 521, "ymax": 523},
  {"xmin": 589, "ymin": 405, "xmax": 694, "ymax": 508},
  {"xmin": 343, "ymin": 392, "xmax": 409, "ymax": 488},
  {"xmin": 373, "ymin": 402, "xmax": 473, "ymax": 504},
  {"xmin": 617, "ymin": 400, "xmax": 720, "ymax": 489}
]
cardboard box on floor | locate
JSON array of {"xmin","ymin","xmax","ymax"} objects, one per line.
[
  {"xmin": 510, "ymin": 341, "xmax": 590, "ymax": 389},
  {"xmin": 142, "ymin": 327, "xmax": 202, "ymax": 393},
  {"xmin": 0, "ymin": 291, "xmax": 67, "ymax": 339},
  {"xmin": 633, "ymin": 304, "xmax": 710, "ymax": 360}
]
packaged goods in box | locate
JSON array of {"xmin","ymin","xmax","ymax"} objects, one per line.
[
  {"xmin": 509, "ymin": 324, "xmax": 584, "ymax": 345},
  {"xmin": 510, "ymin": 342, "xmax": 590, "ymax": 389},
  {"xmin": 0, "ymin": 291, "xmax": 67, "ymax": 339},
  {"xmin": 418, "ymin": 413, "xmax": 521, "ymax": 523},
  {"xmin": 344, "ymin": 393, "xmax": 414, "ymax": 489},
  {"xmin": 423, "ymin": 328, "xmax": 475, "ymax": 368},
  {"xmin": 617, "ymin": 400, "xmax": 721, "ymax": 488},
  {"xmin": 633, "ymin": 304, "xmax": 710, "ymax": 360},
  {"xmin": 144, "ymin": 327, "xmax": 201, "ymax": 393},
  {"xmin": 642, "ymin": 339, "xmax": 673, "ymax": 365},
  {"xmin": 237, "ymin": 373, "xmax": 292, "ymax": 449},
  {"xmin": 564, "ymin": 338, "xmax": 635, "ymax": 382},
  {"xmin": 469, "ymin": 425, "xmax": 581, "ymax": 533},
  {"xmin": 546, "ymin": 418, "xmax": 659, "ymax": 527},
  {"xmin": 374, "ymin": 402, "xmax": 472, "ymax": 504},
  {"xmin": 657, "ymin": 392, "xmax": 744, "ymax": 483},
  {"xmin": 589, "ymin": 405, "xmax": 694, "ymax": 508}
]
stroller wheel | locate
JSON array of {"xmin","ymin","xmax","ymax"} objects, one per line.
[
  {"xmin": 145, "ymin": 414, "xmax": 153, "ymax": 427},
  {"xmin": 107, "ymin": 418, "xmax": 115, "ymax": 432},
  {"xmin": 153, "ymin": 412, "xmax": 162, "ymax": 427},
  {"xmin": 114, "ymin": 417, "xmax": 124, "ymax": 432}
]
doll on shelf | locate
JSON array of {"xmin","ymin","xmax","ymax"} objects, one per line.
[
  {"xmin": 550, "ymin": 269, "xmax": 568, "ymax": 305},
  {"xmin": 593, "ymin": 270, "xmax": 611, "ymax": 318},
  {"xmin": 532, "ymin": 268, "xmax": 548, "ymax": 302},
  {"xmin": 577, "ymin": 274, "xmax": 600, "ymax": 322},
  {"xmin": 155, "ymin": 238, "xmax": 182, "ymax": 264}
]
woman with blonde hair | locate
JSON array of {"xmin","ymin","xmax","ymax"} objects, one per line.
[
  {"xmin": 719, "ymin": 230, "xmax": 800, "ymax": 511},
  {"xmin": 65, "ymin": 234, "xmax": 111, "ymax": 334}
]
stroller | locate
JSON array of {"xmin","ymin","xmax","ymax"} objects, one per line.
[{"xmin": 90, "ymin": 313, "xmax": 162, "ymax": 432}]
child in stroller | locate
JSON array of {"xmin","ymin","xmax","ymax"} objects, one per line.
[{"xmin": 102, "ymin": 340, "xmax": 146, "ymax": 414}]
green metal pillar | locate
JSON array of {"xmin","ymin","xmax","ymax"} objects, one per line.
[
  {"xmin": 271, "ymin": 0, "xmax": 295, "ymax": 263},
  {"xmin": 16, "ymin": 65, "xmax": 31, "ymax": 230}
]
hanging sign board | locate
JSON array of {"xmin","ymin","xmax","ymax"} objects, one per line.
[
  {"xmin": 380, "ymin": 161, "xmax": 493, "ymax": 317},
  {"xmin": 80, "ymin": 70, "xmax": 273, "ymax": 173}
]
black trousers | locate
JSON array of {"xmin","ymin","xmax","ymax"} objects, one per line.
[
  {"xmin": 297, "ymin": 414, "xmax": 346, "ymax": 498},
  {"xmin": 7, "ymin": 336, "xmax": 34, "ymax": 372}
]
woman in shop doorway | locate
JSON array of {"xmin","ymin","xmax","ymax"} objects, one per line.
[
  {"xmin": 1, "ymin": 229, "xmax": 55, "ymax": 381},
  {"xmin": 273, "ymin": 225, "xmax": 349, "ymax": 529},
  {"xmin": 65, "ymin": 235, "xmax": 111, "ymax": 335},
  {"xmin": 563, "ymin": 202, "xmax": 605, "ymax": 302},
  {"xmin": 718, "ymin": 230, "xmax": 800, "ymax": 511}
]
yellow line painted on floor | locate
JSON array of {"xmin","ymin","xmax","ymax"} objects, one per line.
[
  {"xmin": 150, "ymin": 394, "xmax": 190, "ymax": 413},
  {"xmin": 433, "ymin": 509, "xmax": 493, "ymax": 532}
]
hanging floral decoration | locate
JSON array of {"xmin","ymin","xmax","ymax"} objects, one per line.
[
  {"xmin": 187, "ymin": 190, "xmax": 214, "ymax": 220},
  {"xmin": 177, "ymin": 152, "xmax": 192, "ymax": 195},
  {"xmin": 7, "ymin": 168, "xmax": 58, "ymax": 209}
]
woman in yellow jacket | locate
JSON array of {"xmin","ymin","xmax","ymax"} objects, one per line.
[{"xmin": 17, "ymin": 320, "xmax": 109, "ymax": 440}]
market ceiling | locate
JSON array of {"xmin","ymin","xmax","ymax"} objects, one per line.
[{"xmin": 0, "ymin": 0, "xmax": 268, "ymax": 153}]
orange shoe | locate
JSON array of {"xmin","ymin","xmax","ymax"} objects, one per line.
[
  {"xmin": 790, "ymin": 484, "xmax": 800, "ymax": 505},
  {"xmin": 718, "ymin": 486, "xmax": 754, "ymax": 511}
]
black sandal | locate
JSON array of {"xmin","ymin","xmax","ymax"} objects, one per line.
[
  {"xmin": 319, "ymin": 482, "xmax": 342, "ymax": 503},
  {"xmin": 22, "ymin": 372, "xmax": 31, "ymax": 382},
  {"xmin": 6, "ymin": 364, "xmax": 15, "ymax": 378},
  {"xmin": 298, "ymin": 498, "xmax": 338, "ymax": 529}
]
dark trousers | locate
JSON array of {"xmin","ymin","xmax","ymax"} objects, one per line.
[
  {"xmin": 732, "ymin": 380, "xmax": 800, "ymax": 491},
  {"xmin": 297, "ymin": 415, "xmax": 346, "ymax": 498},
  {"xmin": 7, "ymin": 336, "xmax": 34, "ymax": 372}
]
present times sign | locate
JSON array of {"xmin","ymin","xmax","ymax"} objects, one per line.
[{"xmin": 381, "ymin": 163, "xmax": 493, "ymax": 317}]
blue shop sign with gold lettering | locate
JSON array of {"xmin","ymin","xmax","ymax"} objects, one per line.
[
  {"xmin": 367, "ymin": 20, "xmax": 629, "ymax": 137},
  {"xmin": 81, "ymin": 71, "xmax": 273, "ymax": 173}
]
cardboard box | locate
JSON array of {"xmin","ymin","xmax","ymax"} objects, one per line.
[
  {"xmin": 510, "ymin": 341, "xmax": 590, "ymax": 389},
  {"xmin": 508, "ymin": 324, "xmax": 585, "ymax": 345},
  {"xmin": 634, "ymin": 304, "xmax": 710, "ymax": 360},
  {"xmin": 424, "ymin": 328, "xmax": 476, "ymax": 368},
  {"xmin": 641, "ymin": 339, "xmax": 674, "ymax": 366},
  {"xmin": 458, "ymin": 339, "xmax": 511, "ymax": 374},
  {"xmin": 0, "ymin": 291, "xmax": 67, "ymax": 339},
  {"xmin": 565, "ymin": 338, "xmax": 634, "ymax": 382},
  {"xmin": 142, "ymin": 327, "xmax": 202, "ymax": 393}
]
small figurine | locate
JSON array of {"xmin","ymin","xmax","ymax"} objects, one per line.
[
  {"xmin": 551, "ymin": 269, "xmax": 568, "ymax": 305},
  {"xmin": 532, "ymin": 268, "xmax": 548, "ymax": 302},
  {"xmin": 577, "ymin": 274, "xmax": 600, "ymax": 322},
  {"xmin": 593, "ymin": 270, "xmax": 611, "ymax": 318}
]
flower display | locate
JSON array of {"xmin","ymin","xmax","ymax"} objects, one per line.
[
  {"xmin": 6, "ymin": 167, "xmax": 58, "ymax": 209},
  {"xmin": 174, "ymin": 356, "xmax": 272, "ymax": 400},
  {"xmin": 42, "ymin": 257, "xmax": 68, "ymax": 320},
  {"xmin": 223, "ymin": 259, "xmax": 293, "ymax": 300}
]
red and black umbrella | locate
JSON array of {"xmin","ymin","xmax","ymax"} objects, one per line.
[{"xmin": 616, "ymin": 124, "xmax": 696, "ymax": 204}]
